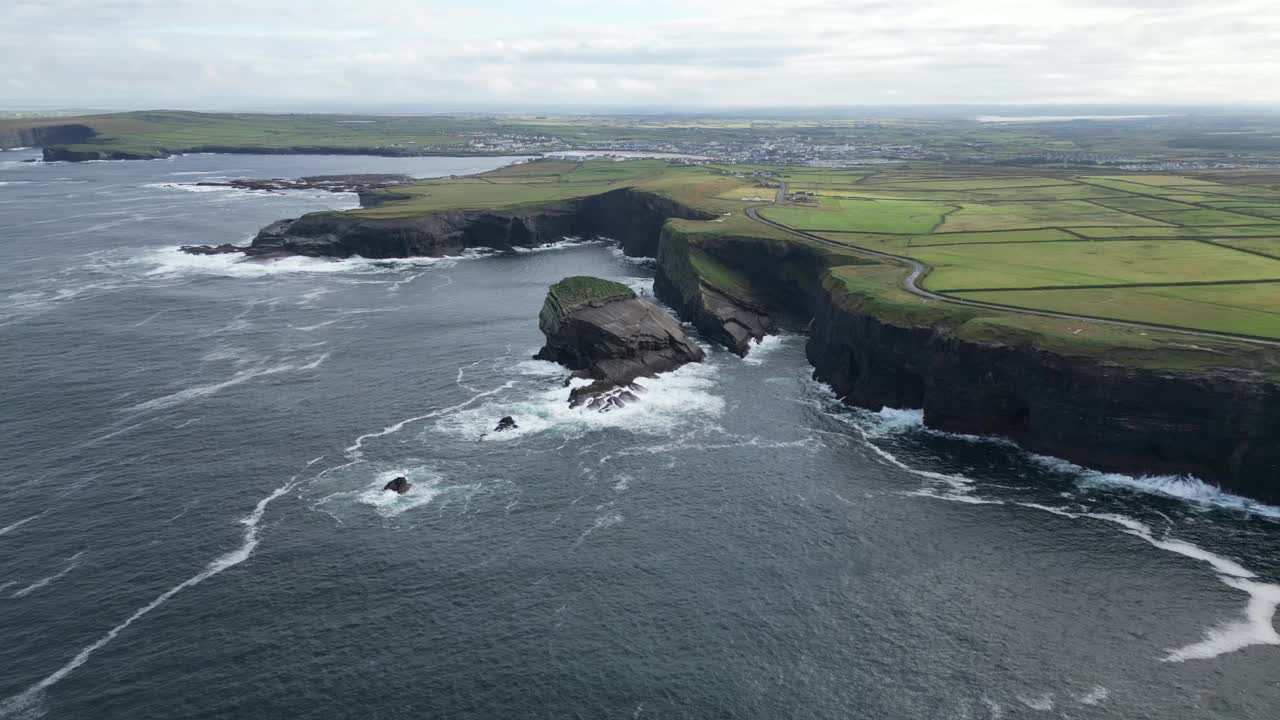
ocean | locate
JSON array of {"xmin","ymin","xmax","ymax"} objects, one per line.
[{"xmin": 1, "ymin": 149, "xmax": 1277, "ymax": 719}]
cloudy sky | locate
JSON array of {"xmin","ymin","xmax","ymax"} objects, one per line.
[{"xmin": 6, "ymin": 0, "xmax": 1279, "ymax": 110}]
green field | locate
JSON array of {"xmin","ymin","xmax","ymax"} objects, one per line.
[
  {"xmin": 13, "ymin": 108, "xmax": 1280, "ymax": 166},
  {"xmin": 351, "ymin": 159, "xmax": 1280, "ymax": 342},
  {"xmin": 758, "ymin": 167, "xmax": 1280, "ymax": 339},
  {"xmin": 760, "ymin": 198, "xmax": 953, "ymax": 234},
  {"xmin": 955, "ymin": 284, "xmax": 1280, "ymax": 338},
  {"xmin": 353, "ymin": 160, "xmax": 778, "ymax": 226},
  {"xmin": 915, "ymin": 241, "xmax": 1280, "ymax": 291}
]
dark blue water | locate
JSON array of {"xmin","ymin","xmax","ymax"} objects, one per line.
[{"xmin": 1, "ymin": 149, "xmax": 1278, "ymax": 719}]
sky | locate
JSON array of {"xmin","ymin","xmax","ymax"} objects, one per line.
[{"xmin": 5, "ymin": 0, "xmax": 1280, "ymax": 110}]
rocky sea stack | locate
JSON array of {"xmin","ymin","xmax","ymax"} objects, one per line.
[{"xmin": 535, "ymin": 276, "xmax": 704, "ymax": 407}]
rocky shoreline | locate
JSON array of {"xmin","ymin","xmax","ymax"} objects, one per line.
[
  {"xmin": 193, "ymin": 173, "xmax": 414, "ymax": 196},
  {"xmin": 228, "ymin": 190, "xmax": 1280, "ymax": 502}
]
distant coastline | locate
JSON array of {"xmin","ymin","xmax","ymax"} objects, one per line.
[{"xmin": 976, "ymin": 114, "xmax": 1175, "ymax": 123}]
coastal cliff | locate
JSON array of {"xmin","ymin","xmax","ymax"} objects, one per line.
[
  {"xmin": 238, "ymin": 188, "xmax": 1280, "ymax": 501},
  {"xmin": 243, "ymin": 188, "xmax": 715, "ymax": 259},
  {"xmin": 1, "ymin": 124, "xmax": 95, "ymax": 150},
  {"xmin": 806, "ymin": 271, "xmax": 1280, "ymax": 502}
]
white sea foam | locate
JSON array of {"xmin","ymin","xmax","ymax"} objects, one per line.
[
  {"xmin": 1076, "ymin": 686, "xmax": 1110, "ymax": 706},
  {"xmin": 344, "ymin": 381, "xmax": 518, "ymax": 459},
  {"xmin": 128, "ymin": 246, "xmax": 468, "ymax": 281},
  {"xmin": 0, "ymin": 475, "xmax": 301, "ymax": 718},
  {"xmin": 1032, "ymin": 454, "xmax": 1280, "ymax": 520},
  {"xmin": 127, "ymin": 353, "xmax": 327, "ymax": 413},
  {"xmin": 822, "ymin": 391, "xmax": 1280, "ymax": 522},
  {"xmin": 1015, "ymin": 502, "xmax": 1080, "ymax": 518},
  {"xmin": 1162, "ymin": 578, "xmax": 1280, "ymax": 662},
  {"xmin": 609, "ymin": 245, "xmax": 657, "ymax": 266},
  {"xmin": 510, "ymin": 237, "xmax": 604, "ymax": 254},
  {"xmin": 510, "ymin": 358, "xmax": 570, "ymax": 378},
  {"xmin": 576, "ymin": 510, "xmax": 623, "ymax": 545},
  {"xmin": 141, "ymin": 181, "xmax": 358, "ymax": 205},
  {"xmin": 821, "ymin": 411, "xmax": 977, "ymax": 496},
  {"xmin": 1016, "ymin": 694, "xmax": 1054, "ymax": 712},
  {"xmin": 353, "ymin": 469, "xmax": 451, "ymax": 517},
  {"xmin": 862, "ymin": 407, "xmax": 925, "ymax": 435},
  {"xmin": 905, "ymin": 488, "xmax": 1004, "ymax": 505},
  {"xmin": 435, "ymin": 361, "xmax": 725, "ymax": 442},
  {"xmin": 810, "ymin": 387, "xmax": 1280, "ymax": 664},
  {"xmin": 625, "ymin": 277, "xmax": 655, "ymax": 297},
  {"xmin": 10, "ymin": 553, "xmax": 84, "ymax": 599},
  {"xmin": 1005, "ymin": 504, "xmax": 1280, "ymax": 662},
  {"xmin": 0, "ymin": 512, "xmax": 46, "ymax": 537},
  {"xmin": 741, "ymin": 334, "xmax": 791, "ymax": 366}
]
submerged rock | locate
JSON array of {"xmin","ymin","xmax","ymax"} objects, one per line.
[
  {"xmin": 382, "ymin": 476, "xmax": 411, "ymax": 495},
  {"xmin": 495, "ymin": 416, "xmax": 518, "ymax": 432},
  {"xmin": 535, "ymin": 276, "xmax": 704, "ymax": 408}
]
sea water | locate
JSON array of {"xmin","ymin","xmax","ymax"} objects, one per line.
[{"xmin": 1, "ymin": 149, "xmax": 1277, "ymax": 719}]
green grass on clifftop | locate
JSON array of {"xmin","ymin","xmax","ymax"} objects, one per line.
[
  {"xmin": 761, "ymin": 165, "xmax": 1280, "ymax": 340},
  {"xmin": 549, "ymin": 276, "xmax": 635, "ymax": 309}
]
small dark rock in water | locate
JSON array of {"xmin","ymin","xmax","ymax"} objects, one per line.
[
  {"xmin": 494, "ymin": 416, "xmax": 518, "ymax": 432},
  {"xmin": 180, "ymin": 243, "xmax": 247, "ymax": 256},
  {"xmin": 383, "ymin": 476, "xmax": 411, "ymax": 494}
]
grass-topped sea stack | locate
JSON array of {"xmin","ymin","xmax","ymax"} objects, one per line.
[{"xmin": 535, "ymin": 276, "xmax": 705, "ymax": 410}]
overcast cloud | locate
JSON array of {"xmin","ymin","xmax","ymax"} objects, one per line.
[{"xmin": 5, "ymin": 0, "xmax": 1279, "ymax": 109}]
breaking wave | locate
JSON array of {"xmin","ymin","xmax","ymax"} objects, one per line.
[
  {"xmin": 808, "ymin": 387, "xmax": 1280, "ymax": 663},
  {"xmin": 740, "ymin": 334, "xmax": 792, "ymax": 366},
  {"xmin": 1031, "ymin": 455, "xmax": 1280, "ymax": 520},
  {"xmin": 434, "ymin": 360, "xmax": 725, "ymax": 442}
]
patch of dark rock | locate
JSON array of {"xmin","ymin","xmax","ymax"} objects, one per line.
[
  {"xmin": 383, "ymin": 476, "xmax": 412, "ymax": 494},
  {"xmin": 179, "ymin": 243, "xmax": 247, "ymax": 256}
]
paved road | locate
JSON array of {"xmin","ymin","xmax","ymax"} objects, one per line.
[{"xmin": 744, "ymin": 201, "xmax": 1280, "ymax": 348}]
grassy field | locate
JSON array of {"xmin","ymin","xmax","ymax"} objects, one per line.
[
  {"xmin": 760, "ymin": 198, "xmax": 954, "ymax": 234},
  {"xmin": 954, "ymin": 284, "xmax": 1280, "ymax": 338},
  {"xmin": 758, "ymin": 167, "xmax": 1280, "ymax": 339},
  {"xmin": 353, "ymin": 160, "xmax": 776, "ymax": 224},
  {"xmin": 351, "ymin": 159, "xmax": 1280, "ymax": 341},
  {"xmin": 0, "ymin": 111, "xmax": 493, "ymax": 157}
]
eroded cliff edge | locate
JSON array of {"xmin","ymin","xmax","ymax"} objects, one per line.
[
  {"xmin": 233, "ymin": 188, "xmax": 713, "ymax": 259},
  {"xmin": 238, "ymin": 187, "xmax": 1280, "ymax": 502},
  {"xmin": 807, "ymin": 269, "xmax": 1280, "ymax": 503}
]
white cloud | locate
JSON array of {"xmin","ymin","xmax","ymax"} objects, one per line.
[{"xmin": 3, "ymin": 0, "xmax": 1278, "ymax": 108}]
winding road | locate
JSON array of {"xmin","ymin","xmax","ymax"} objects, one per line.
[{"xmin": 745, "ymin": 185, "xmax": 1280, "ymax": 347}]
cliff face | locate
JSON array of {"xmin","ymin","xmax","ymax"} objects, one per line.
[
  {"xmin": 2, "ymin": 124, "xmax": 95, "ymax": 150},
  {"xmin": 42, "ymin": 147, "xmax": 162, "ymax": 161},
  {"xmin": 653, "ymin": 226, "xmax": 830, "ymax": 354},
  {"xmin": 246, "ymin": 188, "xmax": 716, "ymax": 259},
  {"xmin": 806, "ymin": 274, "xmax": 1280, "ymax": 502},
  {"xmin": 239, "ymin": 189, "xmax": 1280, "ymax": 500}
]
